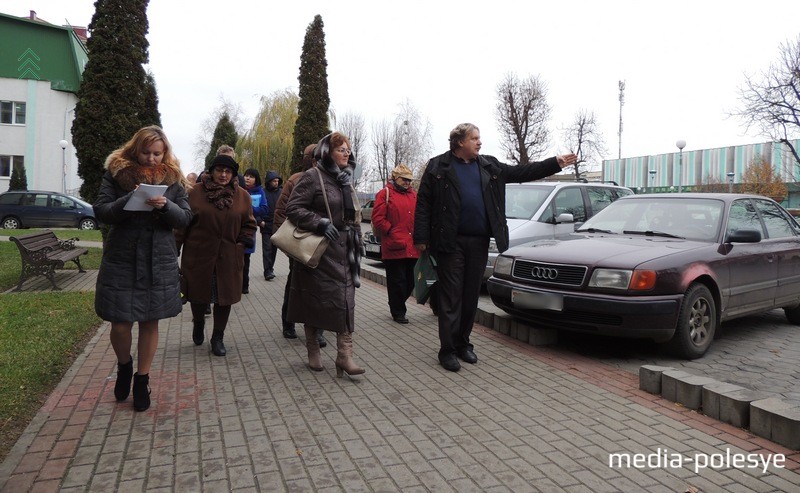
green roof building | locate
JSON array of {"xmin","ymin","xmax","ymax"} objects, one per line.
[{"xmin": 0, "ymin": 10, "xmax": 88, "ymax": 195}]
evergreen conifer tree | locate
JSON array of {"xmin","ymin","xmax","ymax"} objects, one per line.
[
  {"xmin": 204, "ymin": 113, "xmax": 239, "ymax": 169},
  {"xmin": 291, "ymin": 14, "xmax": 330, "ymax": 172},
  {"xmin": 141, "ymin": 70, "xmax": 162, "ymax": 128},
  {"xmin": 72, "ymin": 0, "xmax": 154, "ymax": 203},
  {"xmin": 8, "ymin": 162, "xmax": 28, "ymax": 191}
]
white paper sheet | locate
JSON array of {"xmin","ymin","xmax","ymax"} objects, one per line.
[{"xmin": 123, "ymin": 183, "xmax": 168, "ymax": 211}]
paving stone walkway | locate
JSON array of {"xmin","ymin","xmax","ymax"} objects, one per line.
[{"xmin": 1, "ymin": 243, "xmax": 798, "ymax": 492}]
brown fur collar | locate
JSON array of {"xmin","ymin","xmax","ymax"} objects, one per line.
[{"xmin": 105, "ymin": 154, "xmax": 182, "ymax": 192}]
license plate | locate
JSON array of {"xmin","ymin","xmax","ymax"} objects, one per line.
[
  {"xmin": 512, "ymin": 290, "xmax": 563, "ymax": 311},
  {"xmin": 365, "ymin": 244, "xmax": 380, "ymax": 253}
]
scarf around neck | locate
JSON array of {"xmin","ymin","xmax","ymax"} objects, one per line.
[{"xmin": 201, "ymin": 173, "xmax": 237, "ymax": 209}]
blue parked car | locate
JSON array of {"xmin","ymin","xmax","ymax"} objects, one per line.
[{"xmin": 0, "ymin": 190, "xmax": 98, "ymax": 230}]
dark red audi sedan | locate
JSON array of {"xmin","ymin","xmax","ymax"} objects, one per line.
[{"xmin": 487, "ymin": 193, "xmax": 800, "ymax": 359}]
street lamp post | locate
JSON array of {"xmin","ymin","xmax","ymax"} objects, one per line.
[
  {"xmin": 648, "ymin": 169, "xmax": 656, "ymax": 191},
  {"xmin": 676, "ymin": 140, "xmax": 686, "ymax": 193},
  {"xmin": 59, "ymin": 140, "xmax": 68, "ymax": 194},
  {"xmin": 727, "ymin": 171, "xmax": 735, "ymax": 194}
]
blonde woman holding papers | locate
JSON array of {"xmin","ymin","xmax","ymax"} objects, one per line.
[{"xmin": 93, "ymin": 125, "xmax": 192, "ymax": 412}]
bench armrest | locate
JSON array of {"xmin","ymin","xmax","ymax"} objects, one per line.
[
  {"xmin": 58, "ymin": 237, "xmax": 79, "ymax": 250},
  {"xmin": 28, "ymin": 248, "xmax": 54, "ymax": 264}
]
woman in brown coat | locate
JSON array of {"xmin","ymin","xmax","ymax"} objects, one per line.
[
  {"xmin": 177, "ymin": 155, "xmax": 256, "ymax": 356},
  {"xmin": 285, "ymin": 132, "xmax": 364, "ymax": 378}
]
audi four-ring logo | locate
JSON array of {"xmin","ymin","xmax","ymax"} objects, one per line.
[{"xmin": 530, "ymin": 267, "xmax": 558, "ymax": 280}]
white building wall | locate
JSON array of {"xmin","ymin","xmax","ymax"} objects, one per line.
[{"xmin": 0, "ymin": 78, "xmax": 80, "ymax": 195}]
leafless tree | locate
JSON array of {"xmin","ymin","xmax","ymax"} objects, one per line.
[
  {"xmin": 495, "ymin": 73, "xmax": 551, "ymax": 164},
  {"xmin": 371, "ymin": 119, "xmax": 393, "ymax": 185},
  {"xmin": 391, "ymin": 100, "xmax": 433, "ymax": 174},
  {"xmin": 699, "ymin": 174, "xmax": 729, "ymax": 193},
  {"xmin": 193, "ymin": 96, "xmax": 247, "ymax": 167},
  {"xmin": 333, "ymin": 110, "xmax": 368, "ymax": 187},
  {"xmin": 734, "ymin": 34, "xmax": 800, "ymax": 169},
  {"xmin": 369, "ymin": 100, "xmax": 433, "ymax": 187},
  {"xmin": 561, "ymin": 109, "xmax": 608, "ymax": 180}
]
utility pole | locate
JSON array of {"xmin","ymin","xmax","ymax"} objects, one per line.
[{"xmin": 618, "ymin": 80, "xmax": 625, "ymax": 160}]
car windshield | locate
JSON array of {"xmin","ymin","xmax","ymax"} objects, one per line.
[
  {"xmin": 505, "ymin": 185, "xmax": 553, "ymax": 219},
  {"xmin": 580, "ymin": 197, "xmax": 725, "ymax": 241},
  {"xmin": 69, "ymin": 196, "xmax": 92, "ymax": 208}
]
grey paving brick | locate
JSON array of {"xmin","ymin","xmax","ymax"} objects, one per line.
[
  {"xmin": 146, "ymin": 464, "xmax": 174, "ymax": 489},
  {"xmin": 119, "ymin": 457, "xmax": 148, "ymax": 481},
  {"xmin": 87, "ymin": 471, "xmax": 118, "ymax": 492},
  {"xmin": 5, "ymin": 253, "xmax": 800, "ymax": 493}
]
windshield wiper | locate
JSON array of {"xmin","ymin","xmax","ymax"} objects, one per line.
[
  {"xmin": 623, "ymin": 230, "xmax": 684, "ymax": 239},
  {"xmin": 576, "ymin": 227, "xmax": 616, "ymax": 234}
]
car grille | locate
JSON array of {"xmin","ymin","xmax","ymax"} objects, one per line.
[{"xmin": 512, "ymin": 260, "xmax": 587, "ymax": 287}]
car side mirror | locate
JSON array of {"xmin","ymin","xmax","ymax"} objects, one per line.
[
  {"xmin": 555, "ymin": 213, "xmax": 574, "ymax": 224},
  {"xmin": 726, "ymin": 229, "xmax": 761, "ymax": 243}
]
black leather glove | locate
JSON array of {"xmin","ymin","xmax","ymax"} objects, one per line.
[
  {"xmin": 316, "ymin": 218, "xmax": 339, "ymax": 241},
  {"xmin": 323, "ymin": 223, "xmax": 339, "ymax": 241}
]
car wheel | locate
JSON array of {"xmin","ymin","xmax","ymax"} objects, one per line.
[
  {"xmin": 2, "ymin": 216, "xmax": 21, "ymax": 229},
  {"xmin": 79, "ymin": 218, "xmax": 97, "ymax": 230},
  {"xmin": 784, "ymin": 305, "xmax": 800, "ymax": 324},
  {"xmin": 668, "ymin": 284, "xmax": 716, "ymax": 359}
]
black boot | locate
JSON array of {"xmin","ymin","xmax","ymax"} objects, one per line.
[
  {"xmin": 210, "ymin": 305, "xmax": 230, "ymax": 356},
  {"xmin": 190, "ymin": 303, "xmax": 208, "ymax": 346},
  {"xmin": 282, "ymin": 322, "xmax": 297, "ymax": 339},
  {"xmin": 192, "ymin": 319, "xmax": 205, "ymax": 346},
  {"xmin": 210, "ymin": 331, "xmax": 226, "ymax": 356},
  {"xmin": 114, "ymin": 355, "xmax": 133, "ymax": 401},
  {"xmin": 132, "ymin": 372, "xmax": 150, "ymax": 411}
]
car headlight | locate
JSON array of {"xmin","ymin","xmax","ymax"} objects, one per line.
[
  {"xmin": 589, "ymin": 269, "xmax": 632, "ymax": 289},
  {"xmin": 493, "ymin": 255, "xmax": 513, "ymax": 276},
  {"xmin": 488, "ymin": 238, "xmax": 498, "ymax": 253},
  {"xmin": 589, "ymin": 269, "xmax": 656, "ymax": 290}
]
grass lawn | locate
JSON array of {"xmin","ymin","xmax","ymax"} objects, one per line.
[
  {"xmin": 0, "ymin": 240, "xmax": 103, "ymax": 462},
  {"xmin": 0, "ymin": 228, "xmax": 103, "ymax": 243}
]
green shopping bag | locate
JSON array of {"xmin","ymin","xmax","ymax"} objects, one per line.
[{"xmin": 413, "ymin": 250, "xmax": 438, "ymax": 304}]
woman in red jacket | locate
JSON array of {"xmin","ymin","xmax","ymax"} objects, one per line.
[{"xmin": 372, "ymin": 164, "xmax": 420, "ymax": 324}]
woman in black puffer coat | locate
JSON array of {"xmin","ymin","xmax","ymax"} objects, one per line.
[{"xmin": 94, "ymin": 126, "xmax": 193, "ymax": 412}]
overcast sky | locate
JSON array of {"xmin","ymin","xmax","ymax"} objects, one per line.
[{"xmin": 7, "ymin": 0, "xmax": 800, "ymax": 175}]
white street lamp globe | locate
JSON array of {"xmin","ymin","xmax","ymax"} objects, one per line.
[
  {"xmin": 59, "ymin": 140, "xmax": 68, "ymax": 150},
  {"xmin": 676, "ymin": 139, "xmax": 686, "ymax": 150}
]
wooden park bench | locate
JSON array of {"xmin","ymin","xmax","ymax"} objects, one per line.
[{"xmin": 10, "ymin": 231, "xmax": 88, "ymax": 291}]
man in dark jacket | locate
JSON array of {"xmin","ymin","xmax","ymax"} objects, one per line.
[
  {"xmin": 413, "ymin": 123, "xmax": 577, "ymax": 372},
  {"xmin": 262, "ymin": 170, "xmax": 283, "ymax": 280}
]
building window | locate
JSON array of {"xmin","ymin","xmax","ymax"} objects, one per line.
[
  {"xmin": 0, "ymin": 155, "xmax": 24, "ymax": 178},
  {"xmin": 1, "ymin": 101, "xmax": 26, "ymax": 124}
]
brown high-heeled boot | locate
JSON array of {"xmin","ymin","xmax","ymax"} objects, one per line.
[
  {"xmin": 304, "ymin": 325, "xmax": 323, "ymax": 371},
  {"xmin": 335, "ymin": 332, "xmax": 365, "ymax": 378}
]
